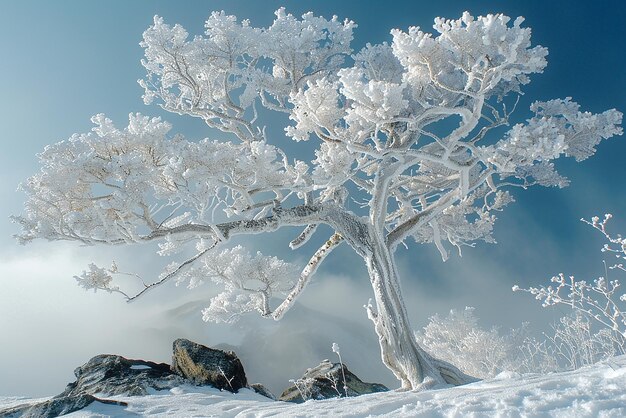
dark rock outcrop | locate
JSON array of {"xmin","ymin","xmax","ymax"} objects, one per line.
[
  {"xmin": 171, "ymin": 338, "xmax": 247, "ymax": 392},
  {"xmin": 0, "ymin": 395, "xmax": 127, "ymax": 418},
  {"xmin": 279, "ymin": 360, "xmax": 388, "ymax": 403},
  {"xmin": 0, "ymin": 355, "xmax": 183, "ymax": 418},
  {"xmin": 0, "ymin": 339, "xmax": 284, "ymax": 417},
  {"xmin": 62, "ymin": 354, "xmax": 185, "ymax": 397},
  {"xmin": 249, "ymin": 383, "xmax": 276, "ymax": 400}
]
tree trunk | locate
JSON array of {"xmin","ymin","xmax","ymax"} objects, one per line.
[{"xmin": 364, "ymin": 235, "xmax": 477, "ymax": 390}]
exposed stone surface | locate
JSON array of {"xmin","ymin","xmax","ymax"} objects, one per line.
[
  {"xmin": 62, "ymin": 354, "xmax": 185, "ymax": 397},
  {"xmin": 279, "ymin": 360, "xmax": 388, "ymax": 403},
  {"xmin": 171, "ymin": 338, "xmax": 248, "ymax": 392},
  {"xmin": 250, "ymin": 383, "xmax": 276, "ymax": 400},
  {"xmin": 0, "ymin": 394, "xmax": 126, "ymax": 418},
  {"xmin": 0, "ymin": 339, "xmax": 278, "ymax": 417},
  {"xmin": 0, "ymin": 354, "xmax": 183, "ymax": 417}
]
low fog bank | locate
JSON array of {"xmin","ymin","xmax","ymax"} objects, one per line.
[{"xmin": 0, "ymin": 240, "xmax": 559, "ymax": 397}]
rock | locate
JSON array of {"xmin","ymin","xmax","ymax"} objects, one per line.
[
  {"xmin": 279, "ymin": 360, "xmax": 388, "ymax": 403},
  {"xmin": 171, "ymin": 338, "xmax": 247, "ymax": 392},
  {"xmin": 0, "ymin": 341, "xmax": 257, "ymax": 417},
  {"xmin": 0, "ymin": 394, "xmax": 127, "ymax": 418},
  {"xmin": 0, "ymin": 340, "xmax": 259, "ymax": 417},
  {"xmin": 0, "ymin": 354, "xmax": 182, "ymax": 417},
  {"xmin": 61, "ymin": 354, "xmax": 185, "ymax": 397},
  {"xmin": 250, "ymin": 383, "xmax": 276, "ymax": 400}
]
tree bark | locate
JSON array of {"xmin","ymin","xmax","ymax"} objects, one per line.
[{"xmin": 364, "ymin": 233, "xmax": 477, "ymax": 390}]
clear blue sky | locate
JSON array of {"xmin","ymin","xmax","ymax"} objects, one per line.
[{"xmin": 0, "ymin": 0, "xmax": 625, "ymax": 396}]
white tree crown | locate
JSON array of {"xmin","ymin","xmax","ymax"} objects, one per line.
[{"xmin": 13, "ymin": 10, "xmax": 622, "ymax": 322}]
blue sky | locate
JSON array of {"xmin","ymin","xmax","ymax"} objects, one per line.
[{"xmin": 0, "ymin": 0, "xmax": 625, "ymax": 396}]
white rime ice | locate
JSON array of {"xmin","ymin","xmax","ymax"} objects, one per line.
[{"xmin": 13, "ymin": 9, "xmax": 622, "ymax": 390}]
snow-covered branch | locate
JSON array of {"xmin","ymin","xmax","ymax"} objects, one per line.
[
  {"xmin": 515, "ymin": 215, "xmax": 626, "ymax": 345},
  {"xmin": 271, "ymin": 233, "xmax": 344, "ymax": 320}
]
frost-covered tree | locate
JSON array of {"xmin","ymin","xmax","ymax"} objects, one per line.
[{"xmin": 13, "ymin": 9, "xmax": 622, "ymax": 390}]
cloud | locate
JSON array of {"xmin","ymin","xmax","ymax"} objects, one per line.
[{"xmin": 0, "ymin": 244, "xmax": 189, "ymax": 396}]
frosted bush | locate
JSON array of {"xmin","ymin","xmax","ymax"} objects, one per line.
[
  {"xmin": 416, "ymin": 307, "xmax": 526, "ymax": 378},
  {"xmin": 515, "ymin": 214, "xmax": 626, "ymax": 361},
  {"xmin": 417, "ymin": 306, "xmax": 623, "ymax": 377}
]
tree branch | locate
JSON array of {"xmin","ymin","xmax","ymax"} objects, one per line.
[
  {"xmin": 271, "ymin": 233, "xmax": 344, "ymax": 320},
  {"xmin": 126, "ymin": 243, "xmax": 217, "ymax": 302}
]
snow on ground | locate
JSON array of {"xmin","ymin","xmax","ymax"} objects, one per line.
[{"xmin": 4, "ymin": 356, "xmax": 626, "ymax": 417}]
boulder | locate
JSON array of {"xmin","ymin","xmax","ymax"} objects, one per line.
[
  {"xmin": 0, "ymin": 341, "xmax": 258, "ymax": 417},
  {"xmin": 249, "ymin": 383, "xmax": 276, "ymax": 400},
  {"xmin": 0, "ymin": 354, "xmax": 182, "ymax": 417},
  {"xmin": 171, "ymin": 338, "xmax": 247, "ymax": 392},
  {"xmin": 62, "ymin": 354, "xmax": 185, "ymax": 397},
  {"xmin": 279, "ymin": 360, "xmax": 388, "ymax": 403},
  {"xmin": 0, "ymin": 395, "xmax": 126, "ymax": 418}
]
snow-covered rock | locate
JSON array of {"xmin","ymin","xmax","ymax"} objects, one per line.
[
  {"xmin": 0, "ymin": 340, "xmax": 253, "ymax": 417},
  {"xmin": 0, "ymin": 394, "xmax": 126, "ymax": 418},
  {"xmin": 0, "ymin": 355, "xmax": 182, "ymax": 417},
  {"xmin": 64, "ymin": 355, "xmax": 184, "ymax": 397},
  {"xmin": 279, "ymin": 359, "xmax": 388, "ymax": 403},
  {"xmin": 171, "ymin": 338, "xmax": 247, "ymax": 392},
  {"xmin": 249, "ymin": 383, "xmax": 276, "ymax": 400}
]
